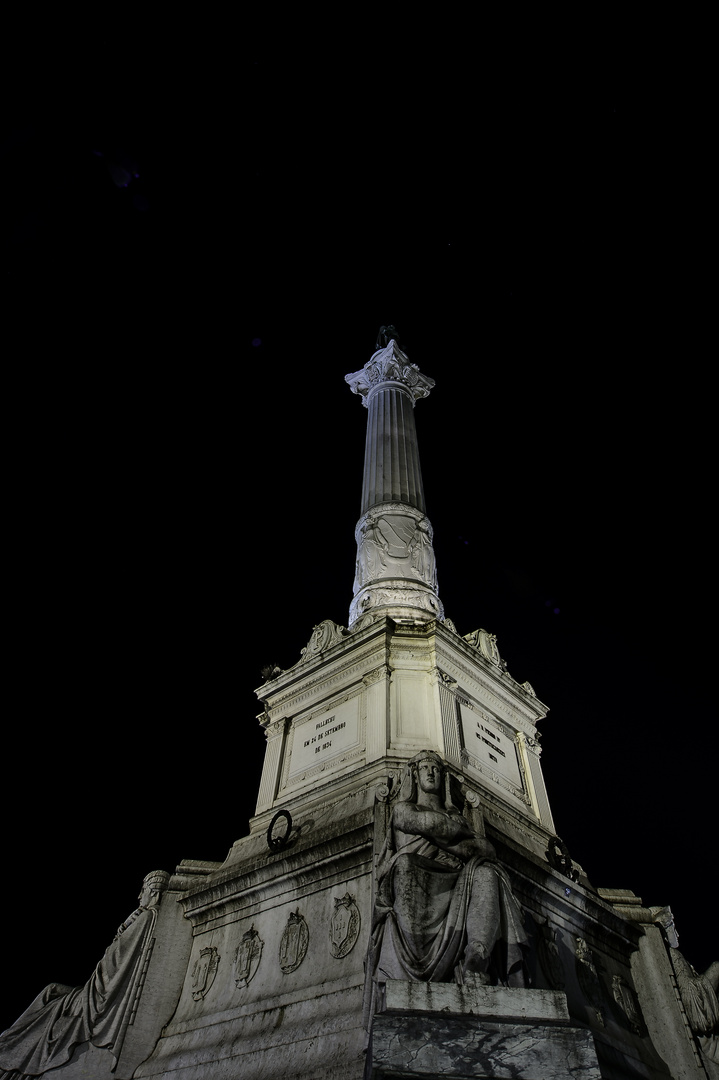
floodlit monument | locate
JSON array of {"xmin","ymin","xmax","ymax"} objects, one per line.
[{"xmin": 2, "ymin": 329, "xmax": 717, "ymax": 1079}]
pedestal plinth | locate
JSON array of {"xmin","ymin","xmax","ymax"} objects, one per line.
[{"xmin": 367, "ymin": 980, "xmax": 601, "ymax": 1079}]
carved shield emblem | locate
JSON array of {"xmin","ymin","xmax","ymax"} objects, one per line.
[
  {"xmin": 329, "ymin": 893, "xmax": 361, "ymax": 959},
  {"xmin": 279, "ymin": 910, "xmax": 309, "ymax": 973},
  {"xmin": 191, "ymin": 946, "xmax": 220, "ymax": 1001},
  {"xmin": 234, "ymin": 925, "xmax": 263, "ymax": 989}
]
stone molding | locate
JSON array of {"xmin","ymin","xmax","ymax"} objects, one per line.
[
  {"xmin": 179, "ymin": 819, "xmax": 374, "ymax": 932},
  {"xmin": 362, "ymin": 664, "xmax": 390, "ymax": 686},
  {"xmin": 349, "ymin": 579, "xmax": 443, "ymax": 626},
  {"xmin": 439, "ymin": 652, "xmax": 546, "ymax": 733},
  {"xmin": 259, "ymin": 715, "xmax": 288, "ymax": 741},
  {"xmin": 157, "ymin": 972, "xmax": 363, "ymax": 1043},
  {"xmin": 263, "ymin": 652, "xmax": 384, "ymax": 717}
]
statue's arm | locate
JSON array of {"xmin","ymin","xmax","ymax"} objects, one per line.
[{"xmin": 393, "ymin": 804, "xmax": 496, "ymax": 860}]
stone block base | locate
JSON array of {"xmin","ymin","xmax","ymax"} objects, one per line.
[{"xmin": 366, "ymin": 981, "xmax": 601, "ymax": 1079}]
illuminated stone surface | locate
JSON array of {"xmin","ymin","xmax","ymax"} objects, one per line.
[
  {"xmin": 369, "ymin": 980, "xmax": 601, "ymax": 1079},
  {"xmin": 346, "ymin": 337, "xmax": 443, "ymax": 626},
  {"xmin": 2, "ymin": 334, "xmax": 715, "ymax": 1080}
]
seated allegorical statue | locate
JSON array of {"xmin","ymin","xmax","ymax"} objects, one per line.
[
  {"xmin": 367, "ymin": 751, "xmax": 529, "ymax": 993},
  {"xmin": 0, "ymin": 870, "xmax": 169, "ymax": 1079}
]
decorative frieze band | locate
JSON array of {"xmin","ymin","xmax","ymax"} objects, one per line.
[{"xmin": 193, "ymin": 894, "xmax": 362, "ymax": 1003}]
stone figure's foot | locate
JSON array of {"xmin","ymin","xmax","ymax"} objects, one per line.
[
  {"xmin": 461, "ymin": 943, "xmax": 492, "ymax": 985},
  {"xmin": 462, "ymin": 970, "xmax": 492, "ymax": 988}
]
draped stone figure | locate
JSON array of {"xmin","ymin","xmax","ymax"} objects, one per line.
[
  {"xmin": 366, "ymin": 751, "xmax": 528, "ymax": 1013},
  {"xmin": 669, "ymin": 949, "xmax": 719, "ymax": 1071},
  {"xmin": 0, "ymin": 870, "xmax": 169, "ymax": 1079}
]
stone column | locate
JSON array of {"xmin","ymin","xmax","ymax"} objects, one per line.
[
  {"xmin": 516, "ymin": 731, "xmax": 556, "ymax": 832},
  {"xmin": 255, "ymin": 715, "xmax": 288, "ymax": 813},
  {"xmin": 345, "ymin": 336, "xmax": 444, "ymax": 626}
]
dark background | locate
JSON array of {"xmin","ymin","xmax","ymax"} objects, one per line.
[{"xmin": 3, "ymin": 42, "xmax": 714, "ymax": 1035}]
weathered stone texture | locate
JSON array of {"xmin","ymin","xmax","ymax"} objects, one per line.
[{"xmin": 369, "ymin": 1011, "xmax": 601, "ymax": 1079}]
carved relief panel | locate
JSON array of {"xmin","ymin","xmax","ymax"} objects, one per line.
[{"xmin": 353, "ymin": 507, "xmax": 437, "ymax": 594}]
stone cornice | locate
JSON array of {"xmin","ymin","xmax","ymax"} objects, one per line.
[
  {"xmin": 179, "ymin": 817, "xmax": 373, "ymax": 931},
  {"xmin": 256, "ymin": 619, "xmax": 391, "ymax": 713},
  {"xmin": 432, "ymin": 623, "xmax": 549, "ymax": 728}
]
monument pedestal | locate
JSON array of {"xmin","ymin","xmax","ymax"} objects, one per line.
[{"xmin": 367, "ymin": 980, "xmax": 601, "ymax": 1079}]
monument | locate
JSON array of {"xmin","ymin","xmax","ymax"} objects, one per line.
[{"xmin": 2, "ymin": 329, "xmax": 716, "ymax": 1079}]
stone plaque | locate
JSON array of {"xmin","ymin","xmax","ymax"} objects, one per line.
[
  {"xmin": 329, "ymin": 893, "xmax": 361, "ymax": 959},
  {"xmin": 279, "ymin": 910, "xmax": 309, "ymax": 973},
  {"xmin": 289, "ymin": 699, "xmax": 360, "ymax": 777},
  {"xmin": 234, "ymin": 926, "xmax": 263, "ymax": 989},
  {"xmin": 459, "ymin": 704, "xmax": 522, "ymax": 789}
]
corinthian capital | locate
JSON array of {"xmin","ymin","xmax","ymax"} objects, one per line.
[{"xmin": 345, "ymin": 339, "xmax": 435, "ymax": 407}]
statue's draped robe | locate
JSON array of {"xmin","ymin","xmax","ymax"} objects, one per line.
[
  {"xmin": 671, "ymin": 950, "xmax": 719, "ymax": 1067},
  {"xmin": 370, "ymin": 820, "xmax": 528, "ymax": 986},
  {"xmin": 0, "ymin": 907, "xmax": 156, "ymax": 1079}
]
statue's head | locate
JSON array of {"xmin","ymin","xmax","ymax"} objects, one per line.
[
  {"xmin": 401, "ymin": 750, "xmax": 458, "ymax": 810},
  {"xmin": 138, "ymin": 870, "xmax": 170, "ymax": 909},
  {"xmin": 411, "ymin": 751, "xmax": 444, "ymax": 795}
]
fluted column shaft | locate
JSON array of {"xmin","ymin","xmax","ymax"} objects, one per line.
[
  {"xmin": 361, "ymin": 384, "xmax": 425, "ymax": 515},
  {"xmin": 345, "ymin": 339, "xmax": 442, "ymax": 626}
]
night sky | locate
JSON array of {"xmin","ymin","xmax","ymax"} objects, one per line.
[{"xmin": 3, "ymin": 50, "xmax": 714, "ymax": 1036}]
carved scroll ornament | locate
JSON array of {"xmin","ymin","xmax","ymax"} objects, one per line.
[
  {"xmin": 345, "ymin": 339, "xmax": 434, "ymax": 407},
  {"xmin": 297, "ymin": 620, "xmax": 347, "ymax": 665}
]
